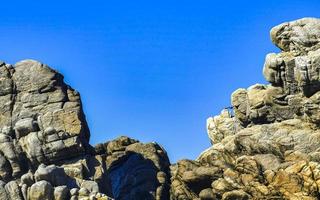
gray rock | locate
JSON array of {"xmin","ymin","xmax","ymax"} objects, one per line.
[
  {"xmin": 54, "ymin": 186, "xmax": 69, "ymax": 200},
  {"xmin": 0, "ymin": 181, "xmax": 8, "ymax": 200},
  {"xmin": 14, "ymin": 118, "xmax": 39, "ymax": 139},
  {"xmin": 199, "ymin": 188, "xmax": 216, "ymax": 200},
  {"xmin": 12, "ymin": 60, "xmax": 90, "ymax": 165},
  {"xmin": 80, "ymin": 180, "xmax": 99, "ymax": 194},
  {"xmin": 5, "ymin": 181, "xmax": 23, "ymax": 200},
  {"xmin": 34, "ymin": 164, "xmax": 73, "ymax": 187},
  {"xmin": 106, "ymin": 136, "xmax": 170, "ymax": 200},
  {"xmin": 0, "ymin": 60, "xmax": 117, "ymax": 199},
  {"xmin": 79, "ymin": 187, "xmax": 90, "ymax": 196},
  {"xmin": 21, "ymin": 172, "xmax": 35, "ymax": 186},
  {"xmin": 70, "ymin": 188, "xmax": 79, "ymax": 196},
  {"xmin": 29, "ymin": 180, "xmax": 54, "ymax": 200}
]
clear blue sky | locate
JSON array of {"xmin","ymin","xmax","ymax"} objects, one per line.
[{"xmin": 1, "ymin": 1, "xmax": 319, "ymax": 162}]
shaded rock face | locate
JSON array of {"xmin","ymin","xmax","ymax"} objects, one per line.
[
  {"xmin": 171, "ymin": 17, "xmax": 320, "ymax": 200},
  {"xmin": 96, "ymin": 136, "xmax": 171, "ymax": 200},
  {"xmin": 0, "ymin": 60, "xmax": 171, "ymax": 199},
  {"xmin": 2, "ymin": 17, "xmax": 320, "ymax": 200}
]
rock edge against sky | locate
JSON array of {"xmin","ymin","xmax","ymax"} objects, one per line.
[{"xmin": 1, "ymin": 17, "xmax": 320, "ymax": 199}]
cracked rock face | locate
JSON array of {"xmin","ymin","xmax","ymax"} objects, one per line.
[
  {"xmin": 171, "ymin": 17, "xmax": 320, "ymax": 200},
  {"xmin": 2, "ymin": 17, "xmax": 320, "ymax": 200},
  {"xmin": 0, "ymin": 60, "xmax": 91, "ymax": 180},
  {"xmin": 0, "ymin": 60, "xmax": 171, "ymax": 200}
]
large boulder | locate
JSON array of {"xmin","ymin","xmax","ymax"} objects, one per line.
[
  {"xmin": 0, "ymin": 59, "xmax": 92, "ymax": 179},
  {"xmin": 270, "ymin": 18, "xmax": 320, "ymax": 54},
  {"xmin": 0, "ymin": 60, "xmax": 171, "ymax": 200},
  {"xmin": 28, "ymin": 180, "xmax": 54, "ymax": 200},
  {"xmin": 12, "ymin": 60, "xmax": 91, "ymax": 165},
  {"xmin": 96, "ymin": 136, "xmax": 171, "ymax": 200}
]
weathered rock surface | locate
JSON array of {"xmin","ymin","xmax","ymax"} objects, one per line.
[
  {"xmin": 0, "ymin": 60, "xmax": 171, "ymax": 199},
  {"xmin": 172, "ymin": 17, "xmax": 320, "ymax": 200},
  {"xmin": 2, "ymin": 17, "xmax": 320, "ymax": 200}
]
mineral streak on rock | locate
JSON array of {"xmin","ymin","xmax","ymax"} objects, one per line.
[{"xmin": 1, "ymin": 17, "xmax": 320, "ymax": 200}]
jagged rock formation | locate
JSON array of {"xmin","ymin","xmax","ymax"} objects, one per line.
[
  {"xmin": 0, "ymin": 60, "xmax": 170, "ymax": 199},
  {"xmin": 172, "ymin": 17, "xmax": 320, "ymax": 200},
  {"xmin": 1, "ymin": 17, "xmax": 320, "ymax": 200}
]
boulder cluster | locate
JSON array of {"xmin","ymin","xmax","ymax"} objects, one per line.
[
  {"xmin": 0, "ymin": 60, "xmax": 170, "ymax": 199},
  {"xmin": 1, "ymin": 17, "xmax": 320, "ymax": 200}
]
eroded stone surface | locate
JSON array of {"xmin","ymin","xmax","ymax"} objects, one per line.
[
  {"xmin": 0, "ymin": 60, "xmax": 171, "ymax": 200},
  {"xmin": 2, "ymin": 17, "xmax": 320, "ymax": 200},
  {"xmin": 171, "ymin": 17, "xmax": 320, "ymax": 200}
]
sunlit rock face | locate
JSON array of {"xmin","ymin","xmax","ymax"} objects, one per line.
[
  {"xmin": 171, "ymin": 17, "xmax": 320, "ymax": 200},
  {"xmin": 0, "ymin": 60, "xmax": 171, "ymax": 200},
  {"xmin": 0, "ymin": 60, "xmax": 91, "ymax": 179},
  {"xmin": 2, "ymin": 17, "xmax": 320, "ymax": 200}
]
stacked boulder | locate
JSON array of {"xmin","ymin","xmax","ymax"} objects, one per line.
[
  {"xmin": 0, "ymin": 60, "xmax": 171, "ymax": 199},
  {"xmin": 2, "ymin": 17, "xmax": 320, "ymax": 200},
  {"xmin": 171, "ymin": 18, "xmax": 320, "ymax": 199}
]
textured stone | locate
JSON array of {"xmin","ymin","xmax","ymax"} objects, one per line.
[
  {"xmin": 0, "ymin": 60, "xmax": 168, "ymax": 199},
  {"xmin": 29, "ymin": 180, "xmax": 54, "ymax": 200},
  {"xmin": 34, "ymin": 164, "xmax": 76, "ymax": 188},
  {"xmin": 54, "ymin": 186, "xmax": 69, "ymax": 200},
  {"xmin": 207, "ymin": 109, "xmax": 242, "ymax": 144},
  {"xmin": 105, "ymin": 136, "xmax": 171, "ymax": 200},
  {"xmin": 199, "ymin": 188, "xmax": 216, "ymax": 200},
  {"xmin": 2, "ymin": 17, "xmax": 320, "ymax": 200},
  {"xmin": 270, "ymin": 18, "xmax": 320, "ymax": 54},
  {"xmin": 5, "ymin": 180, "xmax": 23, "ymax": 200},
  {"xmin": 171, "ymin": 17, "xmax": 320, "ymax": 200}
]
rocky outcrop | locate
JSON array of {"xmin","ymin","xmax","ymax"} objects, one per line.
[
  {"xmin": 0, "ymin": 60, "xmax": 171, "ymax": 199},
  {"xmin": 171, "ymin": 17, "xmax": 320, "ymax": 200},
  {"xmin": 95, "ymin": 136, "xmax": 171, "ymax": 200},
  {"xmin": 1, "ymin": 17, "xmax": 320, "ymax": 200}
]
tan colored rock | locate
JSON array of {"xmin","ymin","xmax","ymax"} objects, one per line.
[
  {"xmin": 207, "ymin": 109, "xmax": 241, "ymax": 144},
  {"xmin": 171, "ymin": 17, "xmax": 320, "ymax": 200},
  {"xmin": 270, "ymin": 18, "xmax": 320, "ymax": 54},
  {"xmin": 29, "ymin": 180, "xmax": 54, "ymax": 200},
  {"xmin": 3, "ymin": 17, "xmax": 320, "ymax": 200}
]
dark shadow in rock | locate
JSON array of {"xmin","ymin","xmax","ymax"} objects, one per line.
[{"xmin": 107, "ymin": 152, "xmax": 165, "ymax": 200}]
